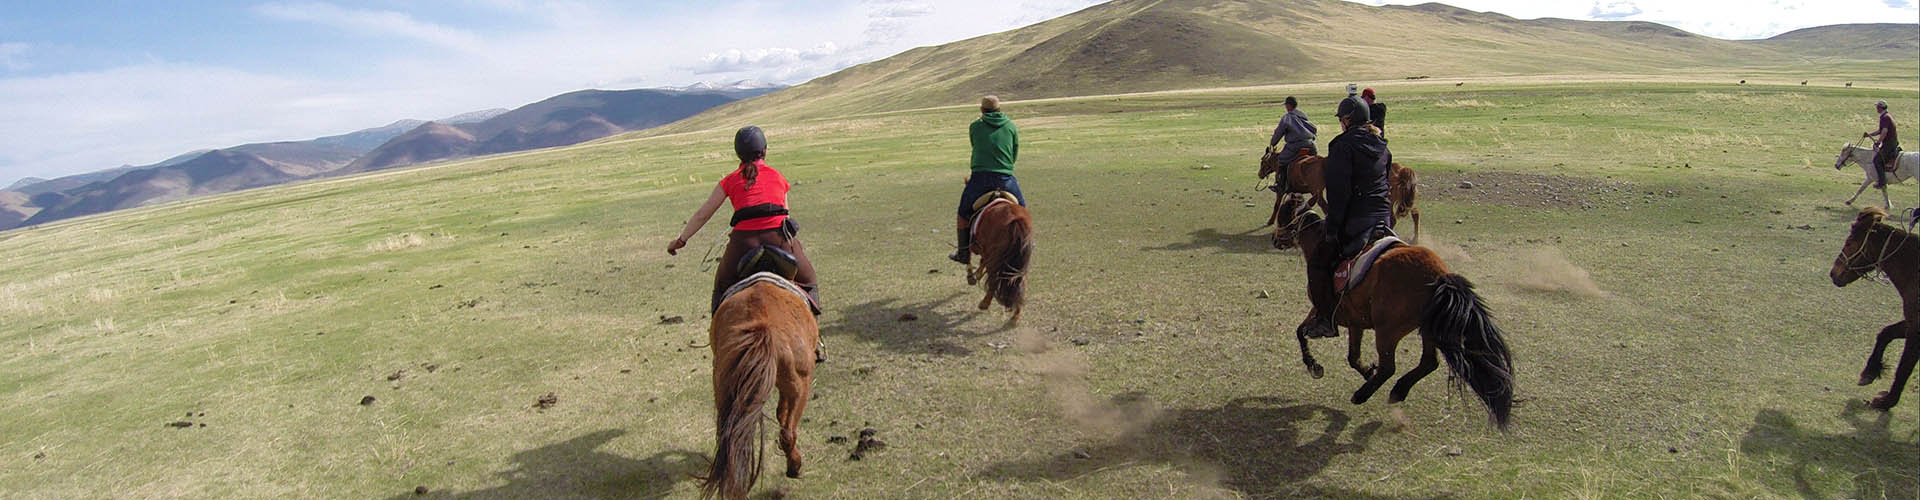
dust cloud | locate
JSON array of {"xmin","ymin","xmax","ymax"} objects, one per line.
[
  {"xmin": 1010, "ymin": 328, "xmax": 1161, "ymax": 439},
  {"xmin": 1516, "ymin": 247, "xmax": 1607, "ymax": 297}
]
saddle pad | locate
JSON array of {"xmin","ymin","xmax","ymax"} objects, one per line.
[
  {"xmin": 1335, "ymin": 236, "xmax": 1406, "ymax": 294},
  {"xmin": 720, "ymin": 272, "xmax": 810, "ymax": 306},
  {"xmin": 971, "ymin": 198, "xmax": 1017, "ymax": 239},
  {"xmin": 972, "ymin": 190, "xmax": 1020, "ymax": 211}
]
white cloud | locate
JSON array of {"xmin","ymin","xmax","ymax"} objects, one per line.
[
  {"xmin": 1589, "ymin": 1, "xmax": 1641, "ymax": 20},
  {"xmin": 692, "ymin": 43, "xmax": 842, "ymax": 75},
  {"xmin": 0, "ymin": 43, "xmax": 29, "ymax": 71},
  {"xmin": 254, "ymin": 2, "xmax": 486, "ymax": 54}
]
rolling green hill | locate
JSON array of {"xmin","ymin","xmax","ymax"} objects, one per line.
[{"xmin": 656, "ymin": 0, "xmax": 1915, "ymax": 132}]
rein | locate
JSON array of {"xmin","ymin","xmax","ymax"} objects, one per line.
[{"xmin": 1845, "ymin": 223, "xmax": 1911, "ymax": 281}]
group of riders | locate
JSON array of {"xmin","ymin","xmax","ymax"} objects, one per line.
[
  {"xmin": 661, "ymin": 84, "xmax": 1902, "ymax": 359},
  {"xmin": 665, "ymin": 95, "xmax": 1026, "ymax": 363},
  {"xmin": 662, "ymin": 82, "xmax": 1417, "ymax": 357}
]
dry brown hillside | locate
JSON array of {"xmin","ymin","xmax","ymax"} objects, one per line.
[{"xmin": 653, "ymin": 0, "xmax": 1914, "ymax": 133}]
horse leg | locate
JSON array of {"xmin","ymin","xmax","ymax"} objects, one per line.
[
  {"xmin": 977, "ymin": 277, "xmax": 995, "ymax": 311},
  {"xmin": 1267, "ymin": 192, "xmax": 1283, "ymax": 227},
  {"xmin": 1860, "ymin": 320, "xmax": 1907, "ymax": 386},
  {"xmin": 1869, "ymin": 323, "xmax": 1920, "ymax": 410},
  {"xmin": 1297, "ymin": 316, "xmax": 1324, "ymax": 379},
  {"xmin": 1346, "ymin": 326, "xmax": 1373, "ymax": 379},
  {"xmin": 1410, "ymin": 208, "xmax": 1421, "ymax": 244},
  {"xmin": 1388, "ymin": 332, "xmax": 1439, "ymax": 404},
  {"xmin": 776, "ymin": 367, "xmax": 811, "ymax": 478},
  {"xmin": 1847, "ymin": 179, "xmax": 1868, "ymax": 205},
  {"xmin": 1883, "ymin": 184, "xmax": 1894, "ymax": 211},
  {"xmin": 1352, "ymin": 334, "xmax": 1399, "ymax": 405}
]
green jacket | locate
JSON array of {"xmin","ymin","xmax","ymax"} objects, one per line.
[{"xmin": 970, "ymin": 112, "xmax": 1018, "ymax": 175}]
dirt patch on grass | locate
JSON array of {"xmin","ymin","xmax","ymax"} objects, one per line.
[{"xmin": 1419, "ymin": 171, "xmax": 1626, "ymax": 209}]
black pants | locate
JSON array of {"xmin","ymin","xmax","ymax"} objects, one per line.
[
  {"xmin": 1877, "ymin": 141, "xmax": 1901, "ymax": 178},
  {"xmin": 1306, "ymin": 243, "xmax": 1339, "ymax": 325}
]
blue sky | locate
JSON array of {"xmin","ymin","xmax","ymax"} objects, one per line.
[{"xmin": 0, "ymin": 0, "xmax": 1914, "ymax": 183}]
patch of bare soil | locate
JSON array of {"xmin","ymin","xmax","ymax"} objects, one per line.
[{"xmin": 1420, "ymin": 171, "xmax": 1629, "ymax": 209}]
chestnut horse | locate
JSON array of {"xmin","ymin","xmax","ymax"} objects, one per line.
[
  {"xmin": 1260, "ymin": 151, "xmax": 1421, "ymax": 243},
  {"xmin": 1272, "ymin": 199, "xmax": 1515, "ymax": 428},
  {"xmin": 1830, "ymin": 206, "xmax": 1920, "ymax": 411},
  {"xmin": 700, "ymin": 275, "xmax": 820, "ymax": 500},
  {"xmin": 966, "ymin": 193, "xmax": 1034, "ymax": 325}
]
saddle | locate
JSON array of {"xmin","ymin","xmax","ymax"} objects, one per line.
[
  {"xmin": 1880, "ymin": 145, "xmax": 1905, "ymax": 173},
  {"xmin": 720, "ymin": 245, "xmax": 814, "ymax": 309},
  {"xmin": 970, "ymin": 190, "xmax": 1020, "ymax": 238},
  {"xmin": 1334, "ymin": 235, "xmax": 1406, "ymax": 294}
]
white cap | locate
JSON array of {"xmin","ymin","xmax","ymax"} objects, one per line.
[{"xmin": 1346, "ymin": 83, "xmax": 1358, "ymax": 95}]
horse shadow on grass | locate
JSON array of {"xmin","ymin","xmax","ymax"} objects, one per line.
[
  {"xmin": 978, "ymin": 396, "xmax": 1440, "ymax": 499},
  {"xmin": 393, "ymin": 429, "xmax": 703, "ymax": 500},
  {"xmin": 1737, "ymin": 403, "xmax": 1918, "ymax": 499},
  {"xmin": 1142, "ymin": 226, "xmax": 1279, "ymax": 255},
  {"xmin": 825, "ymin": 291, "xmax": 995, "ymax": 356}
]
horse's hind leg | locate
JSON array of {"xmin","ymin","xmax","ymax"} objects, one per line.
[
  {"xmin": 1388, "ymin": 332, "xmax": 1439, "ymax": 404},
  {"xmin": 1352, "ymin": 334, "xmax": 1400, "ymax": 405},
  {"xmin": 1869, "ymin": 323, "xmax": 1920, "ymax": 410},
  {"xmin": 1410, "ymin": 208, "xmax": 1421, "ymax": 244},
  {"xmin": 1860, "ymin": 320, "xmax": 1906, "ymax": 386},
  {"xmin": 978, "ymin": 278, "xmax": 995, "ymax": 311},
  {"xmin": 776, "ymin": 367, "xmax": 812, "ymax": 478}
]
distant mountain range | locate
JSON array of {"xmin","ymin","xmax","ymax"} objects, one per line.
[{"xmin": 0, "ymin": 86, "xmax": 774, "ymax": 230}]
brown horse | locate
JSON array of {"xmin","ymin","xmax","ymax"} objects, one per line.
[
  {"xmin": 1260, "ymin": 151, "xmax": 1421, "ymax": 243},
  {"xmin": 1830, "ymin": 206, "xmax": 1920, "ymax": 411},
  {"xmin": 1273, "ymin": 198, "xmax": 1515, "ymax": 428},
  {"xmin": 700, "ymin": 276, "xmax": 819, "ymax": 500},
  {"xmin": 966, "ymin": 192, "xmax": 1034, "ymax": 325}
]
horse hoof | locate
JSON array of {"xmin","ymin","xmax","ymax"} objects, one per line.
[
  {"xmin": 1858, "ymin": 371, "xmax": 1880, "ymax": 386},
  {"xmin": 1868, "ymin": 392, "xmax": 1898, "ymax": 411},
  {"xmin": 786, "ymin": 467, "xmax": 802, "ymax": 479},
  {"xmin": 1307, "ymin": 364, "xmax": 1324, "ymax": 379},
  {"xmin": 1351, "ymin": 392, "xmax": 1370, "ymax": 405}
]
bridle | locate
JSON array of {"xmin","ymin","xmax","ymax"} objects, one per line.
[{"xmin": 1841, "ymin": 223, "xmax": 1907, "ymax": 279}]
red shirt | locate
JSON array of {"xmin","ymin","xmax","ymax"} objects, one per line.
[{"xmin": 720, "ymin": 160, "xmax": 790, "ymax": 230}]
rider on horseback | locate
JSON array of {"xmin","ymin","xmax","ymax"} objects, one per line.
[
  {"xmin": 667, "ymin": 126, "xmax": 825, "ymax": 358},
  {"xmin": 951, "ymin": 96, "xmax": 1026, "ymax": 264},
  {"xmin": 1265, "ymin": 96, "xmax": 1317, "ymax": 191},
  {"xmin": 1297, "ymin": 94, "xmax": 1395, "ymax": 340},
  {"xmin": 1866, "ymin": 100, "xmax": 1900, "ymax": 189}
]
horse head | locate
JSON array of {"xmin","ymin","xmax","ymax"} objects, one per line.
[
  {"xmin": 1836, "ymin": 143, "xmax": 1856, "ymax": 169},
  {"xmin": 1270, "ymin": 196, "xmax": 1318, "ymax": 251},
  {"xmin": 1258, "ymin": 151, "xmax": 1282, "ymax": 180},
  {"xmin": 1833, "ymin": 206, "xmax": 1889, "ymax": 286}
]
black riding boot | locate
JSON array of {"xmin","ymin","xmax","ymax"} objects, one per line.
[
  {"xmin": 1297, "ymin": 249, "xmax": 1340, "ymax": 339},
  {"xmin": 949, "ymin": 226, "xmax": 971, "ymax": 264}
]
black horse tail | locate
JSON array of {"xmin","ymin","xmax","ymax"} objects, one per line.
[
  {"xmin": 699, "ymin": 326, "xmax": 774, "ymax": 499},
  {"xmin": 993, "ymin": 213, "xmax": 1033, "ymax": 310},
  {"xmin": 1422, "ymin": 274, "xmax": 1515, "ymax": 430}
]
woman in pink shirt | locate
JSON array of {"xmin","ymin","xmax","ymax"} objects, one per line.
[{"xmin": 667, "ymin": 126, "xmax": 821, "ymax": 319}]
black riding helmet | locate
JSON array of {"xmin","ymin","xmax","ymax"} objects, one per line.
[
  {"xmin": 1335, "ymin": 95, "xmax": 1371, "ymax": 126},
  {"xmin": 734, "ymin": 126, "xmax": 767, "ymax": 162}
]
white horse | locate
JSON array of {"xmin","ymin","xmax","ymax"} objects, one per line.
[{"xmin": 1835, "ymin": 142, "xmax": 1920, "ymax": 210}]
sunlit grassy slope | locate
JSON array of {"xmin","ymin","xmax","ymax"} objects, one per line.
[
  {"xmin": 3, "ymin": 78, "xmax": 1919, "ymax": 498},
  {"xmin": 655, "ymin": 0, "xmax": 1916, "ymax": 132}
]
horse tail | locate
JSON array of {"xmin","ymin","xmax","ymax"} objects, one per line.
[
  {"xmin": 700, "ymin": 323, "xmax": 777, "ymax": 499},
  {"xmin": 993, "ymin": 209, "xmax": 1034, "ymax": 310},
  {"xmin": 1421, "ymin": 274, "xmax": 1515, "ymax": 430}
]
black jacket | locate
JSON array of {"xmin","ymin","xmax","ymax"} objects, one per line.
[{"xmin": 1323, "ymin": 123, "xmax": 1393, "ymax": 258}]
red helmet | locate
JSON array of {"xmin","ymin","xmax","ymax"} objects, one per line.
[{"xmin": 1360, "ymin": 88, "xmax": 1376, "ymax": 101}]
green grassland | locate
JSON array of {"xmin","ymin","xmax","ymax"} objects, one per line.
[{"xmin": 3, "ymin": 78, "xmax": 1919, "ymax": 498}]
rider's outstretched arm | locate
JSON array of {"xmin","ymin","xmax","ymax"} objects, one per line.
[{"xmin": 668, "ymin": 184, "xmax": 728, "ymax": 254}]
